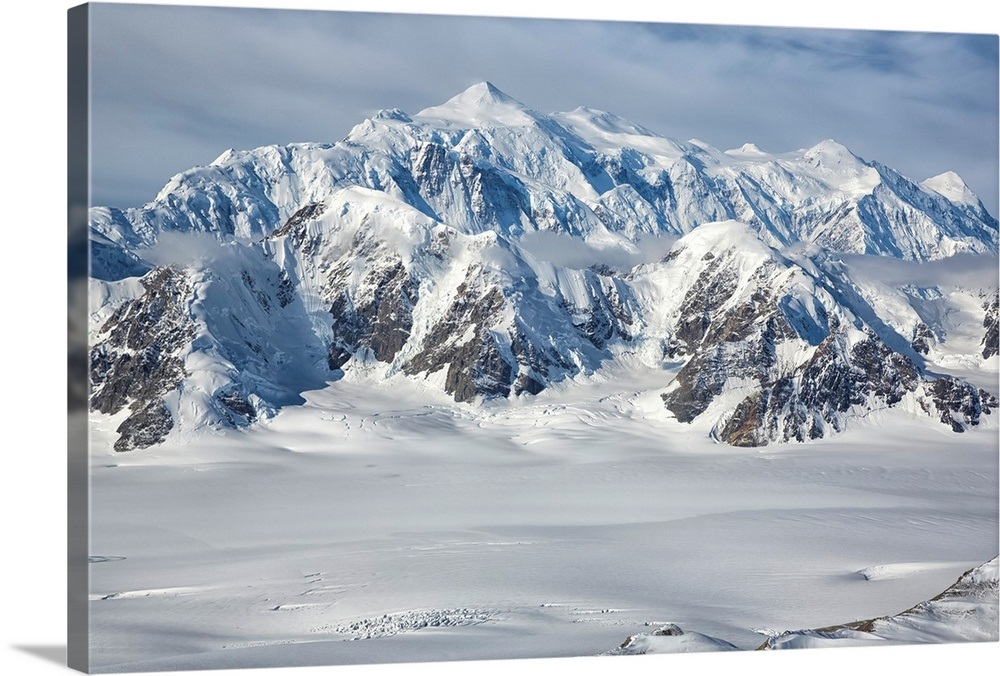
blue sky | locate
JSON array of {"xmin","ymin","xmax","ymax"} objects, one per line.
[{"xmin": 89, "ymin": 2, "xmax": 999, "ymax": 216}]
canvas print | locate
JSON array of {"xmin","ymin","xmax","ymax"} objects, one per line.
[{"xmin": 75, "ymin": 2, "xmax": 999, "ymax": 672}]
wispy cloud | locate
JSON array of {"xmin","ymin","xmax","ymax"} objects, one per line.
[
  {"xmin": 842, "ymin": 252, "xmax": 1000, "ymax": 289},
  {"xmin": 516, "ymin": 231, "xmax": 678, "ymax": 270}
]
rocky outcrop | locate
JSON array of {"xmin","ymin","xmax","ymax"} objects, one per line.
[
  {"xmin": 982, "ymin": 293, "xmax": 998, "ymax": 359},
  {"xmin": 89, "ymin": 267, "xmax": 194, "ymax": 451},
  {"xmin": 398, "ymin": 262, "xmax": 631, "ymax": 403},
  {"xmin": 404, "ymin": 280, "xmax": 511, "ymax": 402},
  {"xmin": 606, "ymin": 623, "xmax": 739, "ymax": 655},
  {"xmin": 804, "ymin": 331, "xmax": 920, "ymax": 413},
  {"xmin": 216, "ymin": 388, "xmax": 258, "ymax": 426},
  {"xmin": 563, "ymin": 285, "xmax": 635, "ymax": 350},
  {"xmin": 327, "ymin": 258, "xmax": 419, "ymax": 368},
  {"xmin": 924, "ymin": 376, "xmax": 997, "ymax": 432},
  {"xmin": 270, "ymin": 201, "xmax": 327, "ymax": 239},
  {"xmin": 911, "ymin": 322, "xmax": 933, "ymax": 355},
  {"xmin": 712, "ymin": 331, "xmax": 920, "ymax": 446},
  {"xmin": 700, "ymin": 325, "xmax": 997, "ymax": 446},
  {"xmin": 112, "ymin": 400, "xmax": 173, "ymax": 453},
  {"xmin": 655, "ymin": 227, "xmax": 958, "ymax": 446},
  {"xmin": 408, "ymin": 141, "xmax": 533, "ymax": 231}
]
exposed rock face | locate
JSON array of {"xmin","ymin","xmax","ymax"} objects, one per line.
[
  {"xmin": 661, "ymin": 248, "xmax": 799, "ymax": 428},
  {"xmin": 405, "ymin": 141, "xmax": 534, "ymax": 232},
  {"xmin": 270, "ymin": 201, "xmax": 328, "ymax": 239},
  {"xmin": 328, "ymin": 258, "xmax": 419, "ymax": 368},
  {"xmin": 911, "ymin": 322, "xmax": 933, "ymax": 355},
  {"xmin": 410, "ymin": 142, "xmax": 451, "ymax": 198},
  {"xmin": 982, "ymin": 293, "xmax": 998, "ymax": 359},
  {"xmin": 389, "ymin": 259, "xmax": 635, "ymax": 402},
  {"xmin": 662, "ymin": 241, "xmax": 802, "ymax": 439},
  {"xmin": 655, "ymin": 227, "xmax": 952, "ymax": 446},
  {"xmin": 714, "ymin": 331, "xmax": 920, "ymax": 447},
  {"xmin": 404, "ymin": 281, "xmax": 511, "ymax": 402},
  {"xmin": 674, "ymin": 258, "xmax": 740, "ymax": 348},
  {"xmin": 817, "ymin": 332, "xmax": 920, "ymax": 409},
  {"xmin": 648, "ymin": 218, "xmax": 999, "ymax": 446},
  {"xmin": 89, "ymin": 267, "xmax": 194, "ymax": 451},
  {"xmin": 665, "ymin": 336, "xmax": 770, "ymax": 425},
  {"xmin": 925, "ymin": 376, "xmax": 997, "ymax": 432},
  {"xmin": 216, "ymin": 389, "xmax": 258, "ymax": 426},
  {"xmin": 113, "ymin": 400, "xmax": 173, "ymax": 453},
  {"xmin": 564, "ymin": 284, "xmax": 635, "ymax": 350},
  {"xmin": 88, "ymin": 244, "xmax": 333, "ymax": 451},
  {"xmin": 710, "ymin": 325, "xmax": 1000, "ymax": 446}
]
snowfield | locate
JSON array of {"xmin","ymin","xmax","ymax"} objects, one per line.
[{"xmin": 87, "ymin": 368, "xmax": 998, "ymax": 672}]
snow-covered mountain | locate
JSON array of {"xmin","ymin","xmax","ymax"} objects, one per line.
[
  {"xmin": 89, "ymin": 81, "xmax": 997, "ymax": 266},
  {"xmin": 88, "ymin": 83, "xmax": 999, "ymax": 451}
]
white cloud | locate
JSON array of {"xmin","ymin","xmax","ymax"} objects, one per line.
[{"xmin": 841, "ymin": 252, "xmax": 1000, "ymax": 289}]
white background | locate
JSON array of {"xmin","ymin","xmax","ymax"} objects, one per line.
[{"xmin": 1, "ymin": 1, "xmax": 997, "ymax": 675}]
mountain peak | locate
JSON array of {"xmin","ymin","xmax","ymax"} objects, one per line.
[
  {"xmin": 210, "ymin": 148, "xmax": 237, "ymax": 166},
  {"xmin": 921, "ymin": 171, "xmax": 978, "ymax": 206},
  {"xmin": 466, "ymin": 80, "xmax": 511, "ymax": 100},
  {"xmin": 415, "ymin": 82, "xmax": 536, "ymax": 127},
  {"xmin": 802, "ymin": 139, "xmax": 860, "ymax": 163},
  {"xmin": 727, "ymin": 142, "xmax": 768, "ymax": 157},
  {"xmin": 437, "ymin": 81, "xmax": 524, "ymax": 109},
  {"xmin": 799, "ymin": 138, "xmax": 867, "ymax": 170}
]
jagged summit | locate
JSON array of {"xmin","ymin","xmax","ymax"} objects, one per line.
[{"xmin": 106, "ymin": 81, "xmax": 995, "ymax": 259}]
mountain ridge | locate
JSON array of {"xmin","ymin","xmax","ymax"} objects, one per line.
[{"xmin": 88, "ymin": 83, "xmax": 999, "ymax": 451}]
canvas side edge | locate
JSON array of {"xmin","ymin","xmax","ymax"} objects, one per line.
[{"xmin": 67, "ymin": 3, "xmax": 90, "ymax": 673}]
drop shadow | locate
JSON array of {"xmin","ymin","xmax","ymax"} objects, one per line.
[{"xmin": 11, "ymin": 645, "xmax": 66, "ymax": 666}]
